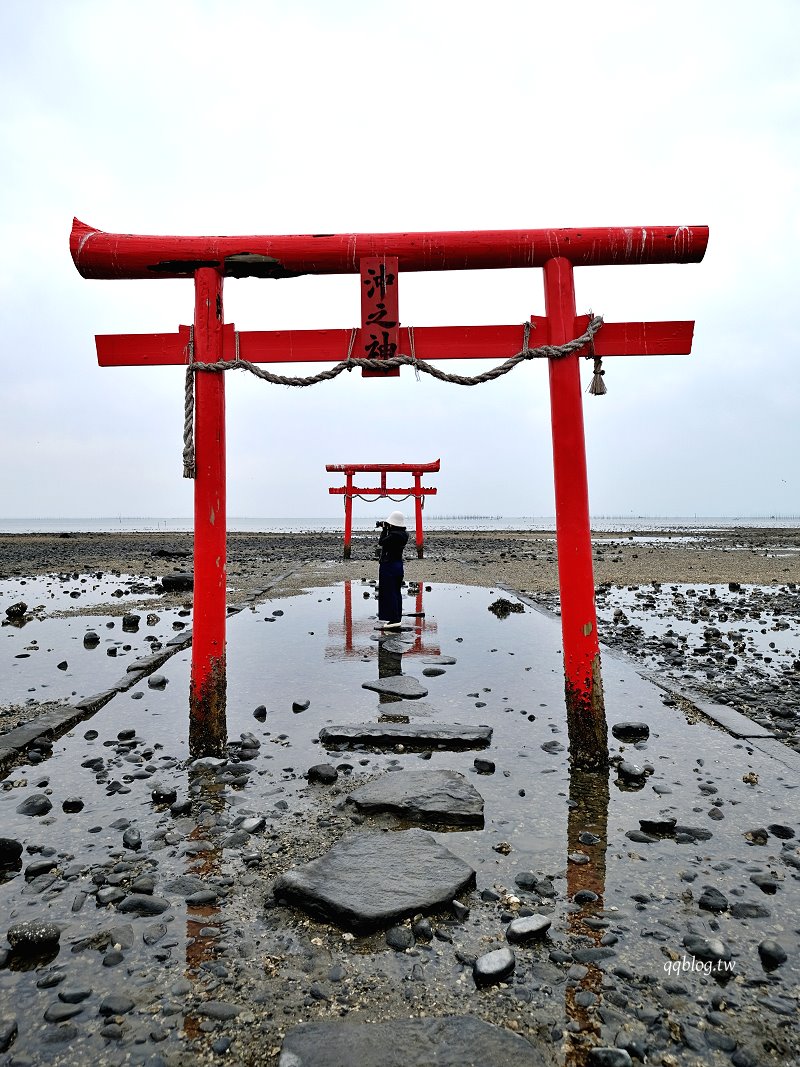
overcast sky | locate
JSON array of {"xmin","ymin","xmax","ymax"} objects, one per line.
[{"xmin": 1, "ymin": 0, "xmax": 798, "ymax": 520}]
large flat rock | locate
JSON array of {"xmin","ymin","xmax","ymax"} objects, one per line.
[
  {"xmin": 348, "ymin": 769, "xmax": 484, "ymax": 826},
  {"xmin": 319, "ymin": 722, "xmax": 492, "ymax": 749},
  {"xmin": 273, "ymin": 829, "xmax": 475, "ymax": 933},
  {"xmin": 361, "ymin": 675, "xmax": 428, "ymax": 699},
  {"xmin": 278, "ymin": 1015, "xmax": 547, "ymax": 1066}
]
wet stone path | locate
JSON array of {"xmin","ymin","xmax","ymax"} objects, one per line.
[{"xmin": 0, "ymin": 581, "xmax": 798, "ymax": 1066}]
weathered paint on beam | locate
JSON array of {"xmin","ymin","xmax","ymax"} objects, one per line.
[{"xmin": 71, "ymin": 218, "xmax": 709, "ymax": 279}]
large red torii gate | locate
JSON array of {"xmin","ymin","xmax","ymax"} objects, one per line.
[
  {"xmin": 326, "ymin": 460, "xmax": 440, "ymax": 559},
  {"xmin": 71, "ymin": 219, "xmax": 708, "ymax": 769}
]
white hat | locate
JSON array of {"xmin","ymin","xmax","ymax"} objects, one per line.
[{"xmin": 386, "ymin": 511, "xmax": 405, "ymax": 527}]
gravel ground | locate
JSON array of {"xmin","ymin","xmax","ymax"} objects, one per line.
[
  {"xmin": 1, "ymin": 526, "xmax": 798, "ymax": 599},
  {"xmin": 0, "ymin": 530, "xmax": 799, "ymax": 1067}
]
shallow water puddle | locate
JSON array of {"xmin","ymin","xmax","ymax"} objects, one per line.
[
  {"xmin": 0, "ymin": 573, "xmax": 162, "ymax": 615},
  {"xmin": 0, "ymin": 581, "xmax": 797, "ymax": 1065}
]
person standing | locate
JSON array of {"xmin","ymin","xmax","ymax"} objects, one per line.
[{"xmin": 377, "ymin": 510, "xmax": 408, "ymax": 629}]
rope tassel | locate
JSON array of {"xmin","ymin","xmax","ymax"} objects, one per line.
[{"xmin": 588, "ymin": 355, "xmax": 607, "ymax": 396}]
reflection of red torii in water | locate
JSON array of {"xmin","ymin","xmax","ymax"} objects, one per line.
[
  {"xmin": 326, "ymin": 580, "xmax": 439, "ymax": 660},
  {"xmin": 326, "ymin": 460, "xmax": 439, "ymax": 560}
]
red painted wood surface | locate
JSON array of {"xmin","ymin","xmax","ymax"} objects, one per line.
[
  {"xmin": 544, "ymin": 256, "xmax": 606, "ymax": 767},
  {"xmin": 189, "ymin": 268, "xmax": 227, "ymax": 757},
  {"xmin": 96, "ymin": 319, "xmax": 694, "ymax": 367},
  {"xmin": 343, "ymin": 472, "xmax": 354, "ymax": 558},
  {"xmin": 360, "ymin": 256, "xmax": 400, "ymax": 377},
  {"xmin": 71, "ymin": 218, "xmax": 709, "ymax": 279},
  {"xmin": 329, "ymin": 486, "xmax": 437, "ymax": 495},
  {"xmin": 326, "ymin": 461, "xmax": 441, "ymax": 473},
  {"xmin": 414, "ymin": 473, "xmax": 424, "ymax": 558}
]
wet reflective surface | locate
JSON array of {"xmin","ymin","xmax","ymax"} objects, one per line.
[{"xmin": 0, "ymin": 581, "xmax": 797, "ymax": 1065}]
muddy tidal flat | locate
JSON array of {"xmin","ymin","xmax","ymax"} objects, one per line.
[{"xmin": 0, "ymin": 527, "xmax": 798, "ymax": 1067}]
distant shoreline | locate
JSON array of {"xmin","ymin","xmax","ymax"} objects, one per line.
[{"xmin": 2, "ymin": 515, "xmax": 800, "ymax": 535}]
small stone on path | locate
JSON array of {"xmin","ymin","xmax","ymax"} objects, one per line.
[{"xmin": 473, "ymin": 946, "xmax": 515, "ymax": 986}]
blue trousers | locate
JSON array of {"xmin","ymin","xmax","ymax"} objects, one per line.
[{"xmin": 378, "ymin": 560, "xmax": 404, "ymax": 622}]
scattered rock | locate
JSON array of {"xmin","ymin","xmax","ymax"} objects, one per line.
[
  {"xmin": 16, "ymin": 793, "xmax": 52, "ymax": 817},
  {"xmin": 116, "ymin": 894, "xmax": 170, "ymax": 916},
  {"xmin": 99, "ymin": 994, "xmax": 135, "ymax": 1016},
  {"xmin": 161, "ymin": 573, "xmax": 193, "ymax": 592},
  {"xmin": 7, "ymin": 921, "xmax": 61, "ymax": 952},
  {"xmin": 589, "ymin": 1050, "xmax": 633, "ymax": 1067},
  {"xmin": 611, "ymin": 722, "xmax": 650, "ymax": 743},
  {"xmin": 385, "ymin": 925, "xmax": 414, "ymax": 950},
  {"xmin": 698, "ymin": 886, "xmax": 729, "ymax": 913},
  {"xmin": 473, "ymin": 946, "xmax": 515, "ymax": 985},
  {"xmin": 506, "ymin": 915, "xmax": 551, "ymax": 943},
  {"xmin": 307, "ymin": 764, "xmax": 339, "ymax": 785},
  {"xmin": 758, "ymin": 939, "xmax": 787, "ymax": 969},
  {"xmin": 0, "ymin": 838, "xmax": 23, "ymax": 865}
]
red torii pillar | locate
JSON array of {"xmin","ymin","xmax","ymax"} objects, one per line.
[
  {"xmin": 325, "ymin": 460, "xmax": 440, "ymax": 558},
  {"xmin": 71, "ymin": 219, "xmax": 708, "ymax": 768}
]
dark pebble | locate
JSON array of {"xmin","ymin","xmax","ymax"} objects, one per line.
[
  {"xmin": 473, "ymin": 947, "xmax": 515, "ymax": 986},
  {"xmin": 15, "ymin": 794, "xmax": 52, "ymax": 817},
  {"xmin": 385, "ymin": 925, "xmax": 414, "ymax": 950},
  {"xmin": 758, "ymin": 939, "xmax": 787, "ymax": 969},
  {"xmin": 307, "ymin": 764, "xmax": 338, "ymax": 784},
  {"xmin": 99, "ymin": 994, "xmax": 135, "ymax": 1016}
]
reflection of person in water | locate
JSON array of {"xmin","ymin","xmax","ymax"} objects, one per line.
[{"xmin": 377, "ymin": 510, "xmax": 408, "ymax": 629}]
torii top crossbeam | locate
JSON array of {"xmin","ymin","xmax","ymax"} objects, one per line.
[{"xmin": 71, "ymin": 220, "xmax": 707, "ymax": 278}]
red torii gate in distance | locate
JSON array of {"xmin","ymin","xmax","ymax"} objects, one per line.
[
  {"xmin": 326, "ymin": 460, "xmax": 440, "ymax": 559},
  {"xmin": 71, "ymin": 219, "xmax": 708, "ymax": 769}
]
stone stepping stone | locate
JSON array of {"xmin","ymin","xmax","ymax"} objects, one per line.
[
  {"xmin": 373, "ymin": 624, "xmax": 415, "ymax": 632},
  {"xmin": 422, "ymin": 655, "xmax": 457, "ymax": 665},
  {"xmin": 347, "ymin": 769, "xmax": 484, "ymax": 827},
  {"xmin": 362, "ymin": 675, "xmax": 428, "ymax": 699},
  {"xmin": 377, "ymin": 699, "xmax": 436, "ymax": 719},
  {"xmin": 319, "ymin": 722, "xmax": 492, "ymax": 750},
  {"xmin": 379, "ymin": 637, "xmax": 412, "ymax": 655},
  {"xmin": 278, "ymin": 1015, "xmax": 546, "ymax": 1066},
  {"xmin": 273, "ymin": 829, "xmax": 475, "ymax": 933}
]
